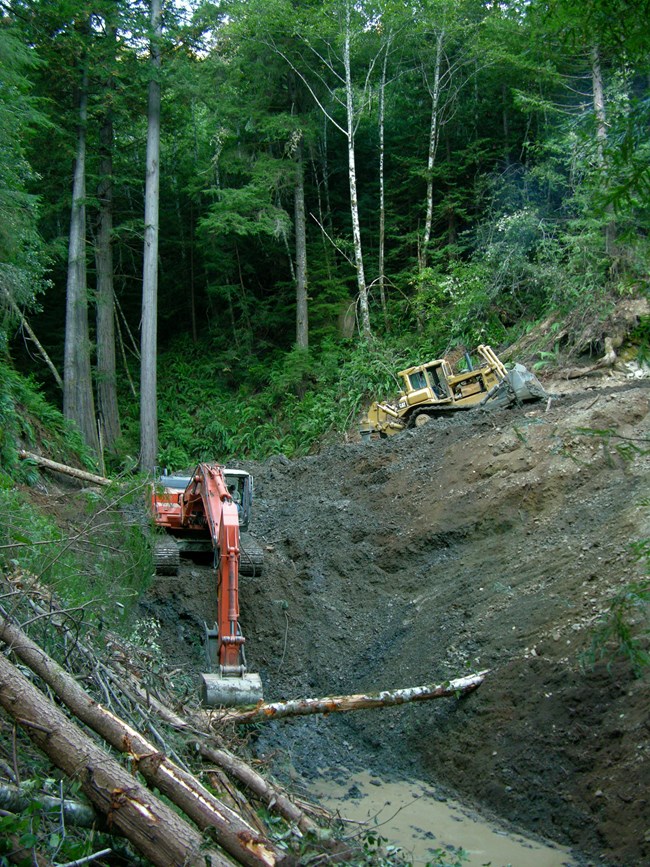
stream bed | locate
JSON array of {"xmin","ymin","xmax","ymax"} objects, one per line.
[{"xmin": 311, "ymin": 772, "xmax": 578, "ymax": 866}]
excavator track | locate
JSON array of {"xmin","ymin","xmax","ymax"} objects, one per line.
[
  {"xmin": 153, "ymin": 536, "xmax": 180, "ymax": 575},
  {"xmin": 239, "ymin": 533, "xmax": 264, "ymax": 577}
]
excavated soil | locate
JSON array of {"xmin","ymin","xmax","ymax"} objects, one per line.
[{"xmin": 142, "ymin": 372, "xmax": 650, "ymax": 866}]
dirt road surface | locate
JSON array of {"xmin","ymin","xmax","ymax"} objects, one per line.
[{"xmin": 144, "ymin": 371, "xmax": 650, "ymax": 866}]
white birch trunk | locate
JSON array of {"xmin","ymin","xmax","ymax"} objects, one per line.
[
  {"xmin": 378, "ymin": 42, "xmax": 389, "ymax": 329},
  {"xmin": 420, "ymin": 29, "xmax": 445, "ymax": 271},
  {"xmin": 591, "ymin": 43, "xmax": 616, "ymax": 256},
  {"xmin": 344, "ymin": 1, "xmax": 371, "ymax": 337},
  {"xmin": 224, "ymin": 671, "xmax": 489, "ymax": 724}
]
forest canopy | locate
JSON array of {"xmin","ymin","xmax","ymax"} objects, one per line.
[{"xmin": 0, "ymin": 0, "xmax": 648, "ymax": 470}]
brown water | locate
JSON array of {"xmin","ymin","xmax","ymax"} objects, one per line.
[{"xmin": 312, "ymin": 772, "xmax": 577, "ymax": 866}]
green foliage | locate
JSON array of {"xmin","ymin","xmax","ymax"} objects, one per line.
[
  {"xmin": 0, "ymin": 781, "xmax": 105, "ymax": 866},
  {"xmin": 630, "ymin": 315, "xmax": 650, "ymax": 364},
  {"xmin": 412, "ymin": 262, "xmax": 508, "ymax": 348},
  {"xmin": 0, "ymin": 481, "xmax": 153, "ymax": 626},
  {"xmin": 585, "ymin": 580, "xmax": 650, "ymax": 678},
  {"xmin": 0, "ymin": 361, "xmax": 94, "ymax": 481}
]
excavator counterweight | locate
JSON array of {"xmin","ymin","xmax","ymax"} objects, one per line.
[{"xmin": 151, "ymin": 463, "xmax": 263, "ymax": 707}]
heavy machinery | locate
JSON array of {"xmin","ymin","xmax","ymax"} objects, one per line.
[
  {"xmin": 360, "ymin": 344, "xmax": 547, "ymax": 437},
  {"xmin": 151, "ymin": 463, "xmax": 263, "ymax": 707}
]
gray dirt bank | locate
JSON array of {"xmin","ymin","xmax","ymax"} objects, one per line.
[{"xmin": 144, "ymin": 373, "xmax": 650, "ymax": 866}]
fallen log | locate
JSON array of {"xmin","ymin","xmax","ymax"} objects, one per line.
[
  {"xmin": 565, "ymin": 336, "xmax": 618, "ymax": 379},
  {"xmin": 217, "ymin": 672, "xmax": 488, "ymax": 724},
  {"xmin": 0, "ymin": 781, "xmax": 103, "ymax": 830},
  {"xmin": 0, "ymin": 616, "xmax": 285, "ymax": 867},
  {"xmin": 18, "ymin": 450, "xmax": 112, "ymax": 487},
  {"xmin": 0, "ymin": 653, "xmax": 228, "ymax": 867},
  {"xmin": 112, "ymin": 663, "xmax": 324, "ymax": 837}
]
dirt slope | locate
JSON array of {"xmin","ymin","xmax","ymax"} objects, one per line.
[{"xmin": 144, "ymin": 373, "xmax": 650, "ymax": 866}]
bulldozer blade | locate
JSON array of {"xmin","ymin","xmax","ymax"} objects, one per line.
[{"xmin": 201, "ymin": 672, "xmax": 264, "ymax": 708}]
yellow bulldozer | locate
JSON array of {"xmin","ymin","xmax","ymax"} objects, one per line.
[{"xmin": 360, "ymin": 344, "xmax": 547, "ymax": 437}]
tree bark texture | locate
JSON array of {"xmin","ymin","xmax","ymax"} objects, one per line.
[
  {"xmin": 140, "ymin": 0, "xmax": 162, "ymax": 472},
  {"xmin": 63, "ymin": 67, "xmax": 99, "ymax": 456},
  {"xmin": 95, "ymin": 61, "xmax": 121, "ymax": 456},
  {"xmin": 18, "ymin": 450, "xmax": 111, "ymax": 486},
  {"xmin": 222, "ymin": 671, "xmax": 488, "ymax": 724},
  {"xmin": 0, "ymin": 617, "xmax": 284, "ymax": 867},
  {"xmin": 343, "ymin": 1, "xmax": 371, "ymax": 338},
  {"xmin": 294, "ymin": 140, "xmax": 309, "ymax": 349},
  {"xmin": 0, "ymin": 652, "xmax": 229, "ymax": 867}
]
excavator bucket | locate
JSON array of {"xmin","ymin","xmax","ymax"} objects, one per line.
[
  {"xmin": 201, "ymin": 672, "xmax": 264, "ymax": 707},
  {"xmin": 201, "ymin": 624, "xmax": 264, "ymax": 708}
]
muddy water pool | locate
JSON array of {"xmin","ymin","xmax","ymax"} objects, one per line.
[{"xmin": 312, "ymin": 772, "xmax": 577, "ymax": 866}]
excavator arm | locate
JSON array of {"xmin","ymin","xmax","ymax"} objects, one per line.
[{"xmin": 163, "ymin": 463, "xmax": 263, "ymax": 707}]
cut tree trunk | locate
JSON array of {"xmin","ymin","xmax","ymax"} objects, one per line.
[
  {"xmin": 221, "ymin": 672, "xmax": 488, "ymax": 724},
  {"xmin": 0, "ymin": 782, "xmax": 103, "ymax": 830},
  {"xmin": 18, "ymin": 450, "xmax": 111, "ymax": 487},
  {"xmin": 0, "ymin": 652, "xmax": 229, "ymax": 867},
  {"xmin": 112, "ymin": 663, "xmax": 323, "ymax": 837},
  {"xmin": 0, "ymin": 617, "xmax": 285, "ymax": 867}
]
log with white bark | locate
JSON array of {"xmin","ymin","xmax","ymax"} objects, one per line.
[
  {"xmin": 0, "ymin": 616, "xmax": 285, "ymax": 867},
  {"xmin": 219, "ymin": 672, "xmax": 489, "ymax": 724},
  {"xmin": 0, "ymin": 652, "xmax": 228, "ymax": 867},
  {"xmin": 18, "ymin": 450, "xmax": 112, "ymax": 487}
]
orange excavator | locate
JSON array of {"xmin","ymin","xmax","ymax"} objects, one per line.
[{"xmin": 151, "ymin": 463, "xmax": 263, "ymax": 707}]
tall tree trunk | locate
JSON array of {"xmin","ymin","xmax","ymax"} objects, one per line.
[
  {"xmin": 377, "ymin": 40, "xmax": 390, "ymax": 331},
  {"xmin": 294, "ymin": 139, "xmax": 309, "ymax": 349},
  {"xmin": 63, "ymin": 67, "xmax": 99, "ymax": 456},
  {"xmin": 343, "ymin": 1, "xmax": 371, "ymax": 338},
  {"xmin": 95, "ymin": 84, "xmax": 121, "ymax": 456},
  {"xmin": 420, "ymin": 29, "xmax": 444, "ymax": 271},
  {"xmin": 591, "ymin": 43, "xmax": 617, "ymax": 257},
  {"xmin": 140, "ymin": 0, "xmax": 162, "ymax": 472}
]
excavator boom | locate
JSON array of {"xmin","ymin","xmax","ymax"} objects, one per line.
[{"xmin": 151, "ymin": 463, "xmax": 263, "ymax": 707}]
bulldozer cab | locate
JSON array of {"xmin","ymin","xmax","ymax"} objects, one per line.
[{"xmin": 398, "ymin": 360, "xmax": 453, "ymax": 407}]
